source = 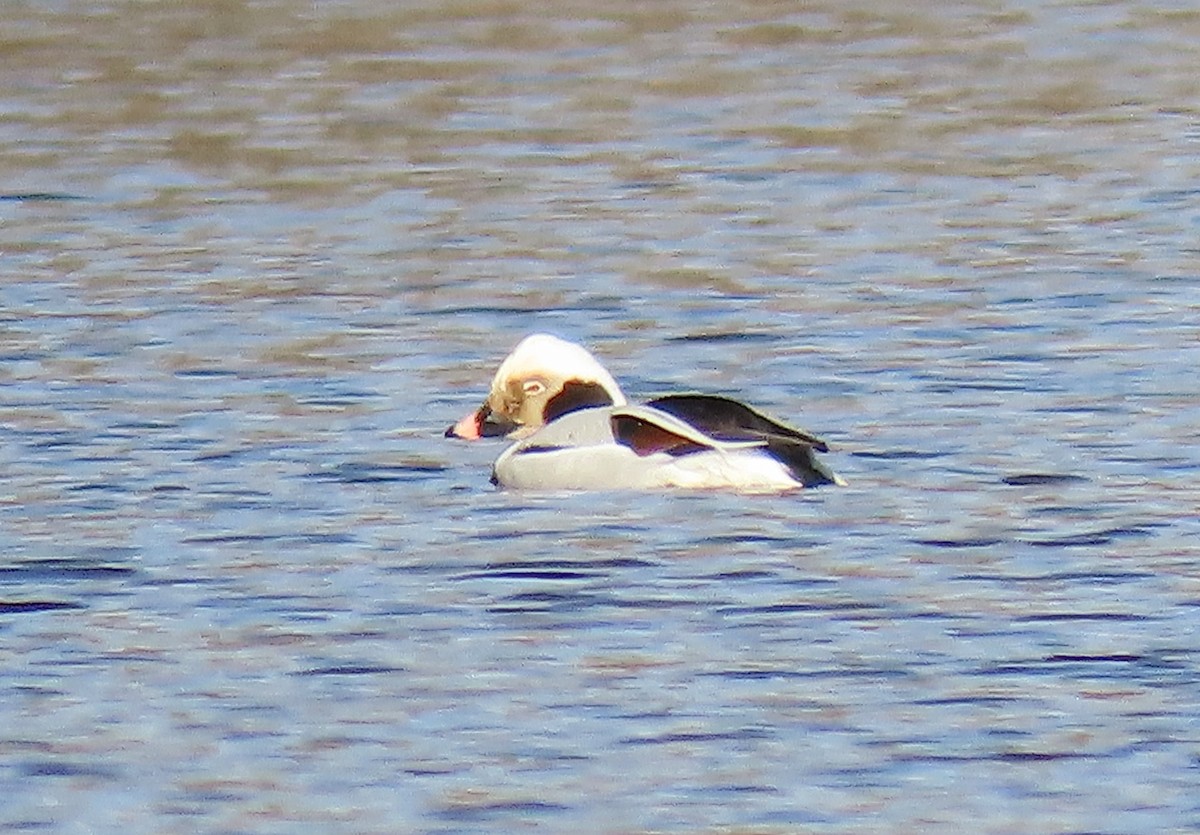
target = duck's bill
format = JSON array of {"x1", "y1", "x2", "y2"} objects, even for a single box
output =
[{"x1": 445, "y1": 404, "x2": 516, "y2": 440}]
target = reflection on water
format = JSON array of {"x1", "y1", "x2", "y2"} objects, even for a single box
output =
[{"x1": 3, "y1": 0, "x2": 1199, "y2": 831}]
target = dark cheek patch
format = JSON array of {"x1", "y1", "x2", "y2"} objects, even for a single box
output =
[
  {"x1": 612, "y1": 415, "x2": 708, "y2": 458},
  {"x1": 543, "y1": 380, "x2": 615, "y2": 422}
]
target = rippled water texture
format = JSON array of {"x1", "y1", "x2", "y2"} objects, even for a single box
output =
[{"x1": 3, "y1": 0, "x2": 1199, "y2": 831}]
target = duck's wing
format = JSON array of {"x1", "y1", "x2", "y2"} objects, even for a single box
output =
[
  {"x1": 616, "y1": 400, "x2": 844, "y2": 488},
  {"x1": 644, "y1": 394, "x2": 830, "y2": 452},
  {"x1": 610, "y1": 404, "x2": 729, "y2": 457}
]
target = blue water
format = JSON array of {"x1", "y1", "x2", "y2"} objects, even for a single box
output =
[{"x1": 3, "y1": 1, "x2": 1200, "y2": 832}]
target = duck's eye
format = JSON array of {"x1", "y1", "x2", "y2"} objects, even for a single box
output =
[{"x1": 522, "y1": 379, "x2": 546, "y2": 397}]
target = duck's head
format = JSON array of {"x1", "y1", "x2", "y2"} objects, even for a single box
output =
[{"x1": 445, "y1": 334, "x2": 627, "y2": 440}]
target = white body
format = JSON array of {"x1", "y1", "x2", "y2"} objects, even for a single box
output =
[{"x1": 492, "y1": 406, "x2": 832, "y2": 493}]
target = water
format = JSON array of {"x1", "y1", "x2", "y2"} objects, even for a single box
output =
[{"x1": 3, "y1": 1, "x2": 1200, "y2": 832}]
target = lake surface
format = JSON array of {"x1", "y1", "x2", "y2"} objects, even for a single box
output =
[{"x1": 3, "y1": 0, "x2": 1199, "y2": 832}]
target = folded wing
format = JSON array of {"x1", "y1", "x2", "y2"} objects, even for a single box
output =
[
  {"x1": 645, "y1": 394, "x2": 830, "y2": 451},
  {"x1": 613, "y1": 400, "x2": 843, "y2": 488}
]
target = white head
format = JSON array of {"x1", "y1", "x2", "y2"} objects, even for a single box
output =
[{"x1": 447, "y1": 334, "x2": 626, "y2": 439}]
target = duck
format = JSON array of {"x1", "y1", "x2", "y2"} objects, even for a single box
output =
[{"x1": 445, "y1": 333, "x2": 846, "y2": 492}]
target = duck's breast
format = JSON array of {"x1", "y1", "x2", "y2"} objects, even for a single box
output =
[
  {"x1": 492, "y1": 407, "x2": 666, "y2": 491},
  {"x1": 493, "y1": 441, "x2": 671, "y2": 490}
]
